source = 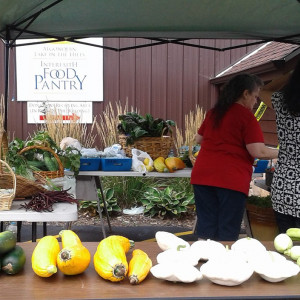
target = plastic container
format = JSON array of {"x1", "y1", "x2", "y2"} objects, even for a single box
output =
[
  {"x1": 6, "y1": 221, "x2": 17, "y2": 236},
  {"x1": 101, "y1": 158, "x2": 132, "y2": 171},
  {"x1": 253, "y1": 160, "x2": 269, "y2": 173},
  {"x1": 79, "y1": 158, "x2": 102, "y2": 171}
]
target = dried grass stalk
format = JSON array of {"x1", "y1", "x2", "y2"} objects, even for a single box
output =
[
  {"x1": 38, "y1": 104, "x2": 96, "y2": 148},
  {"x1": 94, "y1": 100, "x2": 137, "y2": 149},
  {"x1": 174, "y1": 105, "x2": 206, "y2": 155}
]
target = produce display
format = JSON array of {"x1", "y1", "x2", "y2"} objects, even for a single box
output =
[
  {"x1": 4, "y1": 227, "x2": 300, "y2": 290},
  {"x1": 0, "y1": 231, "x2": 26, "y2": 275},
  {"x1": 31, "y1": 235, "x2": 60, "y2": 277},
  {"x1": 94, "y1": 235, "x2": 134, "y2": 282},
  {"x1": 128, "y1": 249, "x2": 152, "y2": 284},
  {"x1": 57, "y1": 230, "x2": 91, "y2": 275}
]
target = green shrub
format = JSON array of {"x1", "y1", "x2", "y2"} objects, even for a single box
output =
[{"x1": 140, "y1": 186, "x2": 194, "y2": 218}]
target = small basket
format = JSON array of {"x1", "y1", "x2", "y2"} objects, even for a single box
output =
[
  {"x1": 0, "y1": 159, "x2": 16, "y2": 210},
  {"x1": 118, "y1": 134, "x2": 173, "y2": 160},
  {"x1": 19, "y1": 145, "x2": 64, "y2": 179}
]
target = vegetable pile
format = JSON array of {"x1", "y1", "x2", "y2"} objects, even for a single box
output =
[{"x1": 21, "y1": 189, "x2": 78, "y2": 212}]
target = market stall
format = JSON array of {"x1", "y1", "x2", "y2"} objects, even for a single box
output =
[{"x1": 2, "y1": 241, "x2": 300, "y2": 300}]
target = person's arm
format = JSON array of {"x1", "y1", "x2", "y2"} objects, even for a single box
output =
[
  {"x1": 246, "y1": 142, "x2": 278, "y2": 160},
  {"x1": 195, "y1": 133, "x2": 203, "y2": 145}
]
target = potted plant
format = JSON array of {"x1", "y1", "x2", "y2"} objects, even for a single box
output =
[
  {"x1": 117, "y1": 112, "x2": 175, "y2": 159},
  {"x1": 245, "y1": 195, "x2": 278, "y2": 241}
]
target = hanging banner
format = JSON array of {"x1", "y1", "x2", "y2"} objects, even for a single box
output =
[
  {"x1": 16, "y1": 38, "x2": 103, "y2": 102},
  {"x1": 27, "y1": 101, "x2": 93, "y2": 124}
]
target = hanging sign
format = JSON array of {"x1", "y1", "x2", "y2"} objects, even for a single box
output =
[
  {"x1": 27, "y1": 101, "x2": 93, "y2": 124},
  {"x1": 16, "y1": 38, "x2": 103, "y2": 102}
]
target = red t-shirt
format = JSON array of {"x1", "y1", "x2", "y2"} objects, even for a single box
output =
[{"x1": 190, "y1": 103, "x2": 264, "y2": 195}]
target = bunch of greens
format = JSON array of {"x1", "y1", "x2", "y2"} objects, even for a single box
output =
[
  {"x1": 6, "y1": 131, "x2": 82, "y2": 178},
  {"x1": 118, "y1": 112, "x2": 175, "y2": 145}
]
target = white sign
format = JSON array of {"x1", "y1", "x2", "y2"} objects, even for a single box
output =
[
  {"x1": 27, "y1": 102, "x2": 93, "y2": 124},
  {"x1": 16, "y1": 38, "x2": 103, "y2": 101}
]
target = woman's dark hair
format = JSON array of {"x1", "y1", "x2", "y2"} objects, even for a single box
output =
[
  {"x1": 212, "y1": 73, "x2": 263, "y2": 127},
  {"x1": 282, "y1": 60, "x2": 300, "y2": 115}
]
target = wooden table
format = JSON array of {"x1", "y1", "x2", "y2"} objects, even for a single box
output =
[{"x1": 3, "y1": 241, "x2": 300, "y2": 300}]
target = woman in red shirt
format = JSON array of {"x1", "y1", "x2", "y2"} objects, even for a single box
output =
[{"x1": 191, "y1": 73, "x2": 278, "y2": 241}]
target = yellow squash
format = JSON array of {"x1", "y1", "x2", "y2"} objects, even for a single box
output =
[
  {"x1": 94, "y1": 235, "x2": 134, "y2": 282},
  {"x1": 128, "y1": 249, "x2": 152, "y2": 284},
  {"x1": 57, "y1": 230, "x2": 91, "y2": 275},
  {"x1": 153, "y1": 157, "x2": 169, "y2": 173},
  {"x1": 165, "y1": 157, "x2": 186, "y2": 173},
  {"x1": 31, "y1": 235, "x2": 60, "y2": 277}
]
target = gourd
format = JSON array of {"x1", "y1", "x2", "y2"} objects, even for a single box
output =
[
  {"x1": 1, "y1": 245, "x2": 26, "y2": 275},
  {"x1": 231, "y1": 237, "x2": 266, "y2": 261},
  {"x1": 153, "y1": 157, "x2": 169, "y2": 173},
  {"x1": 200, "y1": 247, "x2": 253, "y2": 286},
  {"x1": 164, "y1": 157, "x2": 185, "y2": 173},
  {"x1": 274, "y1": 233, "x2": 293, "y2": 253},
  {"x1": 156, "y1": 245, "x2": 201, "y2": 266},
  {"x1": 190, "y1": 239, "x2": 226, "y2": 261},
  {"x1": 31, "y1": 235, "x2": 60, "y2": 277},
  {"x1": 128, "y1": 249, "x2": 152, "y2": 284},
  {"x1": 57, "y1": 230, "x2": 91, "y2": 275},
  {"x1": 0, "y1": 231, "x2": 17, "y2": 255},
  {"x1": 155, "y1": 231, "x2": 190, "y2": 251},
  {"x1": 286, "y1": 228, "x2": 300, "y2": 240},
  {"x1": 252, "y1": 250, "x2": 300, "y2": 282},
  {"x1": 150, "y1": 262, "x2": 203, "y2": 283},
  {"x1": 94, "y1": 235, "x2": 134, "y2": 282}
]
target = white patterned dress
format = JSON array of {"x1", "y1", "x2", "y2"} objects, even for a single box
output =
[{"x1": 271, "y1": 91, "x2": 300, "y2": 218}]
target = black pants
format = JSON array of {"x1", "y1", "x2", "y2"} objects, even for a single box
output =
[
  {"x1": 193, "y1": 185, "x2": 246, "y2": 241},
  {"x1": 274, "y1": 211, "x2": 300, "y2": 233}
]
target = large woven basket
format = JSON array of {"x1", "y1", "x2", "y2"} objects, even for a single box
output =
[
  {"x1": 19, "y1": 145, "x2": 64, "y2": 180},
  {"x1": 118, "y1": 134, "x2": 173, "y2": 159},
  {"x1": 0, "y1": 159, "x2": 16, "y2": 210},
  {"x1": 0, "y1": 130, "x2": 47, "y2": 198}
]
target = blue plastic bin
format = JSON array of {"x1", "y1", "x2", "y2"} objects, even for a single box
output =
[
  {"x1": 79, "y1": 158, "x2": 102, "y2": 171},
  {"x1": 253, "y1": 159, "x2": 269, "y2": 173},
  {"x1": 101, "y1": 158, "x2": 132, "y2": 171}
]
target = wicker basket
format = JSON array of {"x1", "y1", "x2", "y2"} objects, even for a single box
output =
[
  {"x1": 118, "y1": 134, "x2": 173, "y2": 159},
  {"x1": 0, "y1": 159, "x2": 16, "y2": 210},
  {"x1": 0, "y1": 130, "x2": 47, "y2": 199},
  {"x1": 19, "y1": 145, "x2": 64, "y2": 180}
]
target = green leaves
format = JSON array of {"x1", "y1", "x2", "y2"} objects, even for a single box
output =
[
  {"x1": 118, "y1": 112, "x2": 175, "y2": 145},
  {"x1": 140, "y1": 186, "x2": 194, "y2": 218},
  {"x1": 79, "y1": 187, "x2": 121, "y2": 215}
]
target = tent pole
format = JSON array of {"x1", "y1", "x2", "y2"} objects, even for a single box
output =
[{"x1": 4, "y1": 28, "x2": 10, "y2": 131}]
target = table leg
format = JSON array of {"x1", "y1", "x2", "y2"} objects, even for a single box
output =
[
  {"x1": 32, "y1": 222, "x2": 37, "y2": 242},
  {"x1": 17, "y1": 221, "x2": 22, "y2": 242},
  {"x1": 243, "y1": 209, "x2": 253, "y2": 237},
  {"x1": 95, "y1": 176, "x2": 112, "y2": 233},
  {"x1": 43, "y1": 222, "x2": 47, "y2": 236}
]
